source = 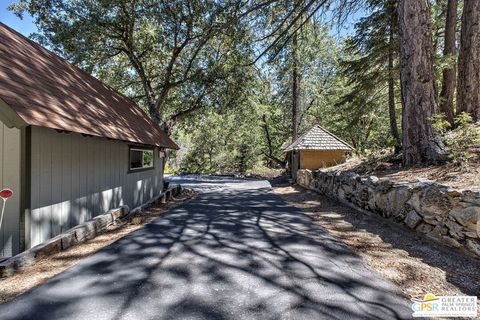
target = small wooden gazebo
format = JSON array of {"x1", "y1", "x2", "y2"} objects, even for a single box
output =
[{"x1": 284, "y1": 125, "x2": 353, "y2": 180}]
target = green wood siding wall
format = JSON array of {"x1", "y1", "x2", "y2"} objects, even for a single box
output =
[
  {"x1": 0, "y1": 123, "x2": 21, "y2": 257},
  {"x1": 29, "y1": 126, "x2": 164, "y2": 247}
]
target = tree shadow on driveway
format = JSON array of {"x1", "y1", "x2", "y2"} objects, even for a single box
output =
[{"x1": 0, "y1": 185, "x2": 411, "y2": 320}]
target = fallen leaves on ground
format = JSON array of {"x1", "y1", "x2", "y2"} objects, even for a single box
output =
[
  {"x1": 327, "y1": 154, "x2": 480, "y2": 190},
  {"x1": 273, "y1": 185, "x2": 480, "y2": 313}
]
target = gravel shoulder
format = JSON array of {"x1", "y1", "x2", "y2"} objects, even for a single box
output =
[{"x1": 273, "y1": 185, "x2": 480, "y2": 303}]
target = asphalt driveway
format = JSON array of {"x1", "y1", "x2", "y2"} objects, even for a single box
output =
[{"x1": 0, "y1": 176, "x2": 411, "y2": 319}]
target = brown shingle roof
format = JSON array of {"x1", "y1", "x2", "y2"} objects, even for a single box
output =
[
  {"x1": 0, "y1": 23, "x2": 178, "y2": 149},
  {"x1": 284, "y1": 125, "x2": 353, "y2": 152}
]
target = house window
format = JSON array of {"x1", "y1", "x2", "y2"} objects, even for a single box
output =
[{"x1": 129, "y1": 147, "x2": 154, "y2": 171}]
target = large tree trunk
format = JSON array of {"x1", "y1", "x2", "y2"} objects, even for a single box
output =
[
  {"x1": 457, "y1": 0, "x2": 480, "y2": 121},
  {"x1": 388, "y1": 4, "x2": 401, "y2": 152},
  {"x1": 439, "y1": 0, "x2": 458, "y2": 126},
  {"x1": 398, "y1": 0, "x2": 446, "y2": 166},
  {"x1": 149, "y1": 103, "x2": 161, "y2": 125}
]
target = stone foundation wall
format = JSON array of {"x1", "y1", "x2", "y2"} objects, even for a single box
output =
[{"x1": 297, "y1": 169, "x2": 480, "y2": 258}]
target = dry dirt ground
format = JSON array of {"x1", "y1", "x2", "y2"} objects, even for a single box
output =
[
  {"x1": 0, "y1": 189, "x2": 197, "y2": 304},
  {"x1": 328, "y1": 154, "x2": 480, "y2": 190},
  {"x1": 273, "y1": 185, "x2": 480, "y2": 311}
]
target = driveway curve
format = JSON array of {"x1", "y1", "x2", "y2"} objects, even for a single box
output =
[{"x1": 0, "y1": 176, "x2": 411, "y2": 320}]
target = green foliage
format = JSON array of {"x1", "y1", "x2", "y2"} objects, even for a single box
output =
[
  {"x1": 265, "y1": 18, "x2": 345, "y2": 142},
  {"x1": 10, "y1": 0, "x2": 256, "y2": 127},
  {"x1": 164, "y1": 162, "x2": 177, "y2": 174},
  {"x1": 434, "y1": 112, "x2": 480, "y2": 166},
  {"x1": 321, "y1": 74, "x2": 394, "y2": 154},
  {"x1": 432, "y1": 113, "x2": 452, "y2": 140},
  {"x1": 335, "y1": 0, "x2": 401, "y2": 153},
  {"x1": 447, "y1": 113, "x2": 480, "y2": 166},
  {"x1": 14, "y1": 1, "x2": 467, "y2": 172},
  {"x1": 176, "y1": 104, "x2": 262, "y2": 174}
]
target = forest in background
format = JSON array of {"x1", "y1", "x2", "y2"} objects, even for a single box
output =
[{"x1": 10, "y1": 0, "x2": 480, "y2": 174}]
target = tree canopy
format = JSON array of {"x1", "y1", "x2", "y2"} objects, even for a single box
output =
[{"x1": 11, "y1": 0, "x2": 480, "y2": 172}]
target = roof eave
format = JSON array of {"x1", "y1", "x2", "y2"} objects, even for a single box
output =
[
  {"x1": 284, "y1": 147, "x2": 352, "y2": 152},
  {"x1": 0, "y1": 97, "x2": 28, "y2": 129},
  {"x1": 164, "y1": 141, "x2": 180, "y2": 150}
]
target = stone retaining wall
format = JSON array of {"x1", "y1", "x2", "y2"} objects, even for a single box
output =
[{"x1": 297, "y1": 169, "x2": 480, "y2": 258}]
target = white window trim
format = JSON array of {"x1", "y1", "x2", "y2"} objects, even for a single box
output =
[{"x1": 129, "y1": 148, "x2": 154, "y2": 171}]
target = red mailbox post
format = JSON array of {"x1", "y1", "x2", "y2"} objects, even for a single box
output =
[{"x1": 0, "y1": 188, "x2": 13, "y2": 231}]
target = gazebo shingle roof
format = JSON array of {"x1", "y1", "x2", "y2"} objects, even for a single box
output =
[{"x1": 284, "y1": 125, "x2": 353, "y2": 152}]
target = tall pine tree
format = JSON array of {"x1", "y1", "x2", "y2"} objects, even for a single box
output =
[
  {"x1": 398, "y1": 0, "x2": 447, "y2": 165},
  {"x1": 339, "y1": 0, "x2": 401, "y2": 151},
  {"x1": 457, "y1": 0, "x2": 480, "y2": 121},
  {"x1": 439, "y1": 0, "x2": 458, "y2": 126}
]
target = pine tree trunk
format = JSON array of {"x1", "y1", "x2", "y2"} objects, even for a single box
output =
[
  {"x1": 439, "y1": 0, "x2": 458, "y2": 126},
  {"x1": 292, "y1": 68, "x2": 299, "y2": 142},
  {"x1": 292, "y1": 33, "x2": 299, "y2": 143},
  {"x1": 457, "y1": 0, "x2": 480, "y2": 121},
  {"x1": 388, "y1": 53, "x2": 401, "y2": 153},
  {"x1": 398, "y1": 0, "x2": 446, "y2": 166},
  {"x1": 388, "y1": 7, "x2": 401, "y2": 152}
]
